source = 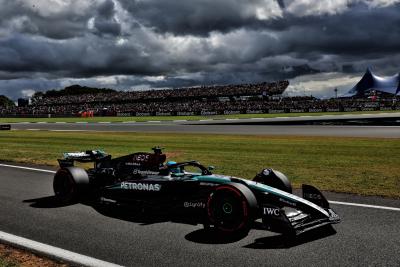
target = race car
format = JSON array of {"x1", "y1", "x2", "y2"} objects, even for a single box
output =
[{"x1": 53, "y1": 147, "x2": 340, "y2": 238}]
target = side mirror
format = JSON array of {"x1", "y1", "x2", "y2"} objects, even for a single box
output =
[{"x1": 208, "y1": 166, "x2": 215, "y2": 171}]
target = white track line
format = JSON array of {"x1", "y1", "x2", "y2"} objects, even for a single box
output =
[
  {"x1": 0, "y1": 231, "x2": 122, "y2": 267},
  {"x1": 329, "y1": 201, "x2": 400, "y2": 211},
  {"x1": 1, "y1": 163, "x2": 399, "y2": 212},
  {"x1": 0, "y1": 163, "x2": 56, "y2": 174},
  {"x1": 50, "y1": 130, "x2": 88, "y2": 132}
]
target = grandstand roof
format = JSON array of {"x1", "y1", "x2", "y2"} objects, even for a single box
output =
[{"x1": 347, "y1": 68, "x2": 400, "y2": 96}]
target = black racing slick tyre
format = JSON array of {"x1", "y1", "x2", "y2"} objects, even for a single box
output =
[
  {"x1": 207, "y1": 183, "x2": 258, "y2": 237},
  {"x1": 53, "y1": 167, "x2": 90, "y2": 204}
]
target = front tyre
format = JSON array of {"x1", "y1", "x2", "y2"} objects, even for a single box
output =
[
  {"x1": 253, "y1": 169, "x2": 292, "y2": 193},
  {"x1": 207, "y1": 183, "x2": 257, "y2": 237},
  {"x1": 53, "y1": 167, "x2": 89, "y2": 204}
]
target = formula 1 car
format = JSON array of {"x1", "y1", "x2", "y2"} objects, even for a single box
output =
[{"x1": 53, "y1": 147, "x2": 340, "y2": 237}]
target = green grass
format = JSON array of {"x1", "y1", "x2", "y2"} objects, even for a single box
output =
[
  {"x1": 0, "y1": 258, "x2": 18, "y2": 267},
  {"x1": 0, "y1": 110, "x2": 398, "y2": 123},
  {"x1": 0, "y1": 130, "x2": 399, "y2": 198}
]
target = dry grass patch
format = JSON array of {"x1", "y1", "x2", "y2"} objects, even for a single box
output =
[
  {"x1": 0, "y1": 130, "x2": 399, "y2": 198},
  {"x1": 0, "y1": 244, "x2": 68, "y2": 267}
]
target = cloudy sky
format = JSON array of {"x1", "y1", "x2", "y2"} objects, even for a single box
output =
[{"x1": 1, "y1": 0, "x2": 400, "y2": 99}]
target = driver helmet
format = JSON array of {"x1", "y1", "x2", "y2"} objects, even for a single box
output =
[
  {"x1": 166, "y1": 161, "x2": 177, "y2": 166},
  {"x1": 166, "y1": 161, "x2": 181, "y2": 174}
]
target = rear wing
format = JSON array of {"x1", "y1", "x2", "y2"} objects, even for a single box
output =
[{"x1": 58, "y1": 150, "x2": 108, "y2": 167}]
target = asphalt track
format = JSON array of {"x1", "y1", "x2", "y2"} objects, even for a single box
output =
[
  {"x1": 0, "y1": 165, "x2": 399, "y2": 266},
  {"x1": 8, "y1": 122, "x2": 400, "y2": 138},
  {"x1": 5, "y1": 113, "x2": 400, "y2": 138}
]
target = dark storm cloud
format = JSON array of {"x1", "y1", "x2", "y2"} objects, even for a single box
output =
[
  {"x1": 118, "y1": 0, "x2": 282, "y2": 36},
  {"x1": 114, "y1": 0, "x2": 400, "y2": 75},
  {"x1": 268, "y1": 4, "x2": 400, "y2": 56},
  {"x1": 1, "y1": 0, "x2": 400, "y2": 99},
  {"x1": 277, "y1": 0, "x2": 286, "y2": 8},
  {"x1": 0, "y1": 33, "x2": 165, "y2": 78},
  {"x1": 93, "y1": 19, "x2": 121, "y2": 36},
  {"x1": 0, "y1": 0, "x2": 100, "y2": 39},
  {"x1": 0, "y1": 0, "x2": 122, "y2": 39},
  {"x1": 97, "y1": 0, "x2": 116, "y2": 19},
  {"x1": 93, "y1": 0, "x2": 122, "y2": 36}
]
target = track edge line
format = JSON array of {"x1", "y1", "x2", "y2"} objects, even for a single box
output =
[{"x1": 0, "y1": 231, "x2": 124, "y2": 267}]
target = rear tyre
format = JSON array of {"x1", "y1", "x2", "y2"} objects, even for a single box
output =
[
  {"x1": 207, "y1": 183, "x2": 258, "y2": 237},
  {"x1": 53, "y1": 167, "x2": 90, "y2": 204}
]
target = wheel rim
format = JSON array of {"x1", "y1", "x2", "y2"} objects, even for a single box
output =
[
  {"x1": 207, "y1": 186, "x2": 249, "y2": 232},
  {"x1": 222, "y1": 203, "x2": 233, "y2": 214}
]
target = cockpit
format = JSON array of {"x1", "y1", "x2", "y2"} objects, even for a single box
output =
[{"x1": 158, "y1": 160, "x2": 213, "y2": 180}]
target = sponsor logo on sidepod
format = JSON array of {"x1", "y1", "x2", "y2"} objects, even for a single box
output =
[{"x1": 121, "y1": 182, "x2": 161, "y2": 191}]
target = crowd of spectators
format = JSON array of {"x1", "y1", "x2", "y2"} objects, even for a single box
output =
[
  {"x1": 2, "y1": 96, "x2": 399, "y2": 117},
  {"x1": 1, "y1": 80, "x2": 399, "y2": 117},
  {"x1": 30, "y1": 81, "x2": 289, "y2": 106}
]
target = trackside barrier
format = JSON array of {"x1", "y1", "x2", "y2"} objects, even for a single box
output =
[
  {"x1": 1, "y1": 106, "x2": 399, "y2": 119},
  {"x1": 0, "y1": 124, "x2": 11, "y2": 130}
]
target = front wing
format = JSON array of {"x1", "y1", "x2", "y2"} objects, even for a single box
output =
[{"x1": 258, "y1": 184, "x2": 340, "y2": 235}]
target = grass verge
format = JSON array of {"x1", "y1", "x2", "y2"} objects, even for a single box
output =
[
  {"x1": 0, "y1": 130, "x2": 399, "y2": 198},
  {"x1": 0, "y1": 110, "x2": 399, "y2": 123},
  {"x1": 0, "y1": 244, "x2": 67, "y2": 267},
  {"x1": 0, "y1": 257, "x2": 17, "y2": 267}
]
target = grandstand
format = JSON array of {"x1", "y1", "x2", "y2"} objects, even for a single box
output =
[
  {"x1": 31, "y1": 81, "x2": 288, "y2": 105},
  {"x1": 11, "y1": 81, "x2": 289, "y2": 117},
  {"x1": 1, "y1": 79, "x2": 399, "y2": 118}
]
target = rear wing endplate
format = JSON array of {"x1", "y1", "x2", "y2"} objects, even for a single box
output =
[{"x1": 58, "y1": 150, "x2": 108, "y2": 167}]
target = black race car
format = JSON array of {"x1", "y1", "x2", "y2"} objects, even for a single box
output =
[{"x1": 53, "y1": 147, "x2": 340, "y2": 238}]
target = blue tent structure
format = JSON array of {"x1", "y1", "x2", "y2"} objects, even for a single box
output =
[{"x1": 347, "y1": 68, "x2": 400, "y2": 96}]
